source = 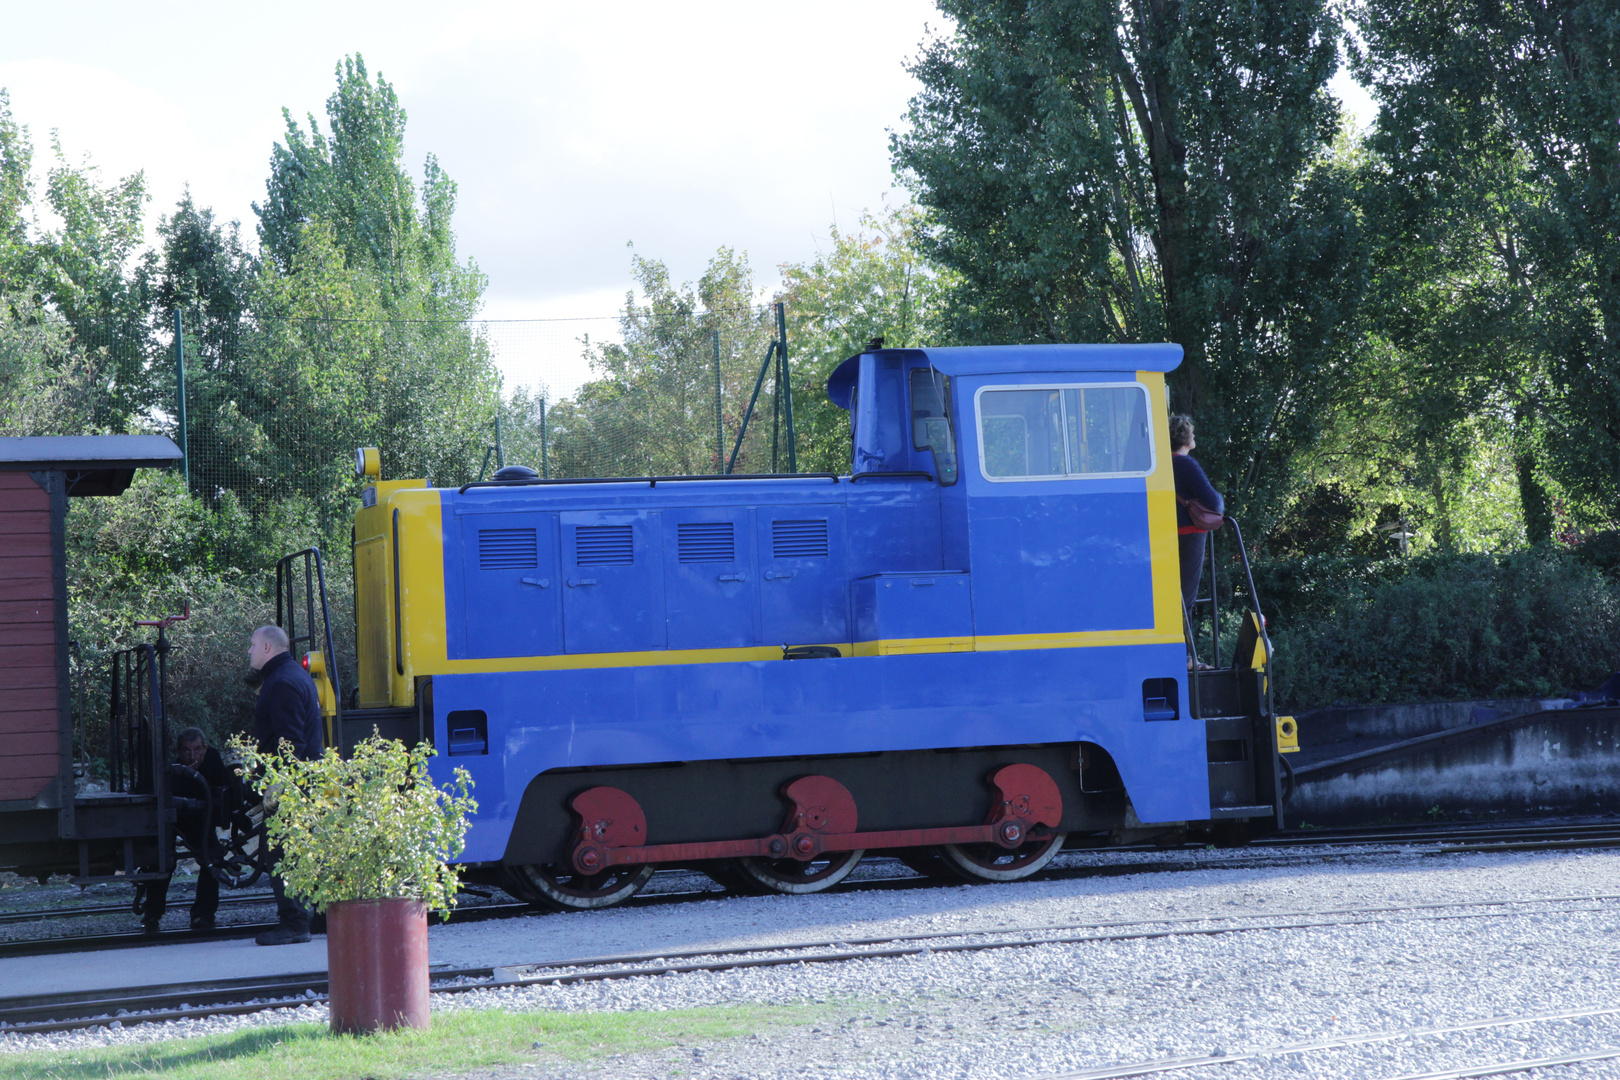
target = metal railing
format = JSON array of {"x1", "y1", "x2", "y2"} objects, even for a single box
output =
[
  {"x1": 104, "y1": 639, "x2": 173, "y2": 876},
  {"x1": 275, "y1": 548, "x2": 343, "y2": 749},
  {"x1": 1183, "y1": 516, "x2": 1275, "y2": 718}
]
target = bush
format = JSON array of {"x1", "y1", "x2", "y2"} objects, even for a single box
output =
[
  {"x1": 232, "y1": 735, "x2": 475, "y2": 913},
  {"x1": 66, "y1": 470, "x2": 353, "y2": 769},
  {"x1": 1269, "y1": 548, "x2": 1620, "y2": 709}
]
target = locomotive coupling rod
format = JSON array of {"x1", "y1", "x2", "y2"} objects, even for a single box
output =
[
  {"x1": 568, "y1": 765, "x2": 1063, "y2": 876},
  {"x1": 572, "y1": 821, "x2": 1048, "y2": 875}
]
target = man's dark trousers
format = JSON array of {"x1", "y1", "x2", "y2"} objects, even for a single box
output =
[{"x1": 253, "y1": 650, "x2": 324, "y2": 935}]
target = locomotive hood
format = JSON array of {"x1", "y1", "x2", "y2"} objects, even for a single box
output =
[{"x1": 826, "y1": 342, "x2": 1184, "y2": 410}]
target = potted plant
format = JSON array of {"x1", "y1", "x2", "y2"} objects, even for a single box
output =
[{"x1": 233, "y1": 733, "x2": 476, "y2": 1034}]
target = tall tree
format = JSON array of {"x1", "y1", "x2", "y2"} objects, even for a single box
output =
[
  {"x1": 171, "y1": 54, "x2": 505, "y2": 520},
  {"x1": 255, "y1": 54, "x2": 485, "y2": 319},
  {"x1": 1353, "y1": 0, "x2": 1620, "y2": 529},
  {"x1": 0, "y1": 90, "x2": 31, "y2": 290},
  {"x1": 778, "y1": 204, "x2": 952, "y2": 474},
  {"x1": 30, "y1": 138, "x2": 155, "y2": 426},
  {"x1": 893, "y1": 0, "x2": 1367, "y2": 521},
  {"x1": 548, "y1": 249, "x2": 773, "y2": 478},
  {"x1": 155, "y1": 193, "x2": 257, "y2": 363}
]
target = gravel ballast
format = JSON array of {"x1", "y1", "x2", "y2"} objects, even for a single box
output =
[{"x1": 5, "y1": 846, "x2": 1620, "y2": 1079}]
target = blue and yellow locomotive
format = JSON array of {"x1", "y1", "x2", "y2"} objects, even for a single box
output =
[{"x1": 327, "y1": 342, "x2": 1287, "y2": 910}]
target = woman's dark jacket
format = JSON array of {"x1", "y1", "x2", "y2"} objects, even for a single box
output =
[{"x1": 1172, "y1": 454, "x2": 1224, "y2": 531}]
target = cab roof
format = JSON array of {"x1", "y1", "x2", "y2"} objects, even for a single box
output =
[{"x1": 825, "y1": 343, "x2": 1183, "y2": 409}]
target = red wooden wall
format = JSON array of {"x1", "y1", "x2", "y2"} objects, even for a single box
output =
[{"x1": 0, "y1": 471, "x2": 59, "y2": 803}]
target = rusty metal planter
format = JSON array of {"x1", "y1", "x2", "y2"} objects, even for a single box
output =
[{"x1": 326, "y1": 898, "x2": 429, "y2": 1034}]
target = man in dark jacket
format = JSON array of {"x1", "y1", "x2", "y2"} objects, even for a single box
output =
[{"x1": 248, "y1": 625, "x2": 324, "y2": 945}]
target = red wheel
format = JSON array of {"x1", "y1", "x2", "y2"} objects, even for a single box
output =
[
  {"x1": 728, "y1": 849, "x2": 864, "y2": 895},
  {"x1": 939, "y1": 832, "x2": 1066, "y2": 882},
  {"x1": 502, "y1": 862, "x2": 654, "y2": 912}
]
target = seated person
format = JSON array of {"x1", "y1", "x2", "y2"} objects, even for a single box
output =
[{"x1": 135, "y1": 727, "x2": 234, "y2": 932}]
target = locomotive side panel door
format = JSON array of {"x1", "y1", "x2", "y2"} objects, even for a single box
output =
[
  {"x1": 965, "y1": 380, "x2": 1157, "y2": 636},
  {"x1": 459, "y1": 511, "x2": 562, "y2": 659},
  {"x1": 561, "y1": 510, "x2": 666, "y2": 654},
  {"x1": 756, "y1": 505, "x2": 848, "y2": 646},
  {"x1": 663, "y1": 507, "x2": 758, "y2": 650}
]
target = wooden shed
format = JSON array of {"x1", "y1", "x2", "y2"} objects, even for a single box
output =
[{"x1": 0, "y1": 435, "x2": 183, "y2": 810}]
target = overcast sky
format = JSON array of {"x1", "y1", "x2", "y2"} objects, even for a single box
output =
[
  {"x1": 1, "y1": 3, "x2": 1374, "y2": 392},
  {"x1": 1, "y1": 1, "x2": 956, "y2": 323}
]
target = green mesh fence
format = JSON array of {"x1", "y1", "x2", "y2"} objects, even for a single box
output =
[{"x1": 62, "y1": 303, "x2": 804, "y2": 523}]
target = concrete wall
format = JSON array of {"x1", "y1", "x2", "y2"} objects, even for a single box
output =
[
  {"x1": 1288, "y1": 706, "x2": 1620, "y2": 826},
  {"x1": 1296, "y1": 698, "x2": 1558, "y2": 748}
]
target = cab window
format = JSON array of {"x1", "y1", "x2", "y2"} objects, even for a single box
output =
[
  {"x1": 977, "y1": 384, "x2": 1153, "y2": 480},
  {"x1": 909, "y1": 368, "x2": 958, "y2": 485}
]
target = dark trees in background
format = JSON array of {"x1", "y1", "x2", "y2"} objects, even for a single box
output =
[
  {"x1": 1354, "y1": 0, "x2": 1620, "y2": 538},
  {"x1": 893, "y1": 0, "x2": 1368, "y2": 525},
  {"x1": 1, "y1": 56, "x2": 503, "y2": 743}
]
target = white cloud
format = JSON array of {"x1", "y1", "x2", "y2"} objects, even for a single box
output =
[
  {"x1": 4, "y1": 0, "x2": 1375, "y2": 384},
  {"x1": 2, "y1": 0, "x2": 943, "y2": 326}
]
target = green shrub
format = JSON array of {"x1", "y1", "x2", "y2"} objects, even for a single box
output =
[
  {"x1": 232, "y1": 735, "x2": 475, "y2": 913},
  {"x1": 1268, "y1": 548, "x2": 1620, "y2": 709},
  {"x1": 66, "y1": 470, "x2": 353, "y2": 770}
]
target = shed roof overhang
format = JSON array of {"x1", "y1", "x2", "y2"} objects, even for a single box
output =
[{"x1": 0, "y1": 435, "x2": 184, "y2": 496}]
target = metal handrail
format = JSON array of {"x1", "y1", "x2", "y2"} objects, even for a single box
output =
[
  {"x1": 275, "y1": 548, "x2": 342, "y2": 749},
  {"x1": 1222, "y1": 516, "x2": 1275, "y2": 722},
  {"x1": 1180, "y1": 516, "x2": 1272, "y2": 717},
  {"x1": 849, "y1": 471, "x2": 934, "y2": 483},
  {"x1": 1180, "y1": 596, "x2": 1203, "y2": 720}
]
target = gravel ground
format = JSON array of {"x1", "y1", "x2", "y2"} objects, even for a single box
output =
[{"x1": 6, "y1": 847, "x2": 1620, "y2": 1079}]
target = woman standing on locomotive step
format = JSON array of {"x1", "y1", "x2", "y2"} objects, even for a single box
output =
[{"x1": 1170, "y1": 414, "x2": 1223, "y2": 610}]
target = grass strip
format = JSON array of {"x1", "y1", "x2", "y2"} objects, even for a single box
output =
[{"x1": 1, "y1": 1002, "x2": 818, "y2": 1079}]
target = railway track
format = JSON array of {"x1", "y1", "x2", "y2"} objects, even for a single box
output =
[
  {"x1": 3, "y1": 893, "x2": 1616, "y2": 1036},
  {"x1": 0, "y1": 890, "x2": 275, "y2": 926},
  {"x1": 1037, "y1": 1005, "x2": 1620, "y2": 1079},
  {"x1": 4, "y1": 818, "x2": 1618, "y2": 960}
]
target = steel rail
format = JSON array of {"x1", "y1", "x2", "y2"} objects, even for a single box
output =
[
  {"x1": 0, "y1": 891, "x2": 275, "y2": 926},
  {"x1": 1388, "y1": 1047, "x2": 1620, "y2": 1079},
  {"x1": 14, "y1": 816, "x2": 1603, "y2": 926},
  {"x1": 1258, "y1": 819, "x2": 1620, "y2": 847},
  {"x1": 8, "y1": 822, "x2": 1620, "y2": 958},
  {"x1": 6, "y1": 894, "x2": 1615, "y2": 1035},
  {"x1": 1033, "y1": 1005, "x2": 1620, "y2": 1080}
]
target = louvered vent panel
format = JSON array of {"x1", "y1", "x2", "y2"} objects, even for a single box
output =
[
  {"x1": 479, "y1": 528, "x2": 538, "y2": 570},
  {"x1": 575, "y1": 524, "x2": 634, "y2": 566},
  {"x1": 678, "y1": 522, "x2": 734, "y2": 563},
  {"x1": 772, "y1": 519, "x2": 829, "y2": 559}
]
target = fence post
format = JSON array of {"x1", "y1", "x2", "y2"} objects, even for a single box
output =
[
  {"x1": 173, "y1": 310, "x2": 188, "y2": 485},
  {"x1": 494, "y1": 413, "x2": 505, "y2": 469},
  {"x1": 540, "y1": 396, "x2": 548, "y2": 478},
  {"x1": 776, "y1": 302, "x2": 796, "y2": 473},
  {"x1": 771, "y1": 338, "x2": 781, "y2": 473},
  {"x1": 712, "y1": 330, "x2": 724, "y2": 475},
  {"x1": 728, "y1": 341, "x2": 778, "y2": 475}
]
